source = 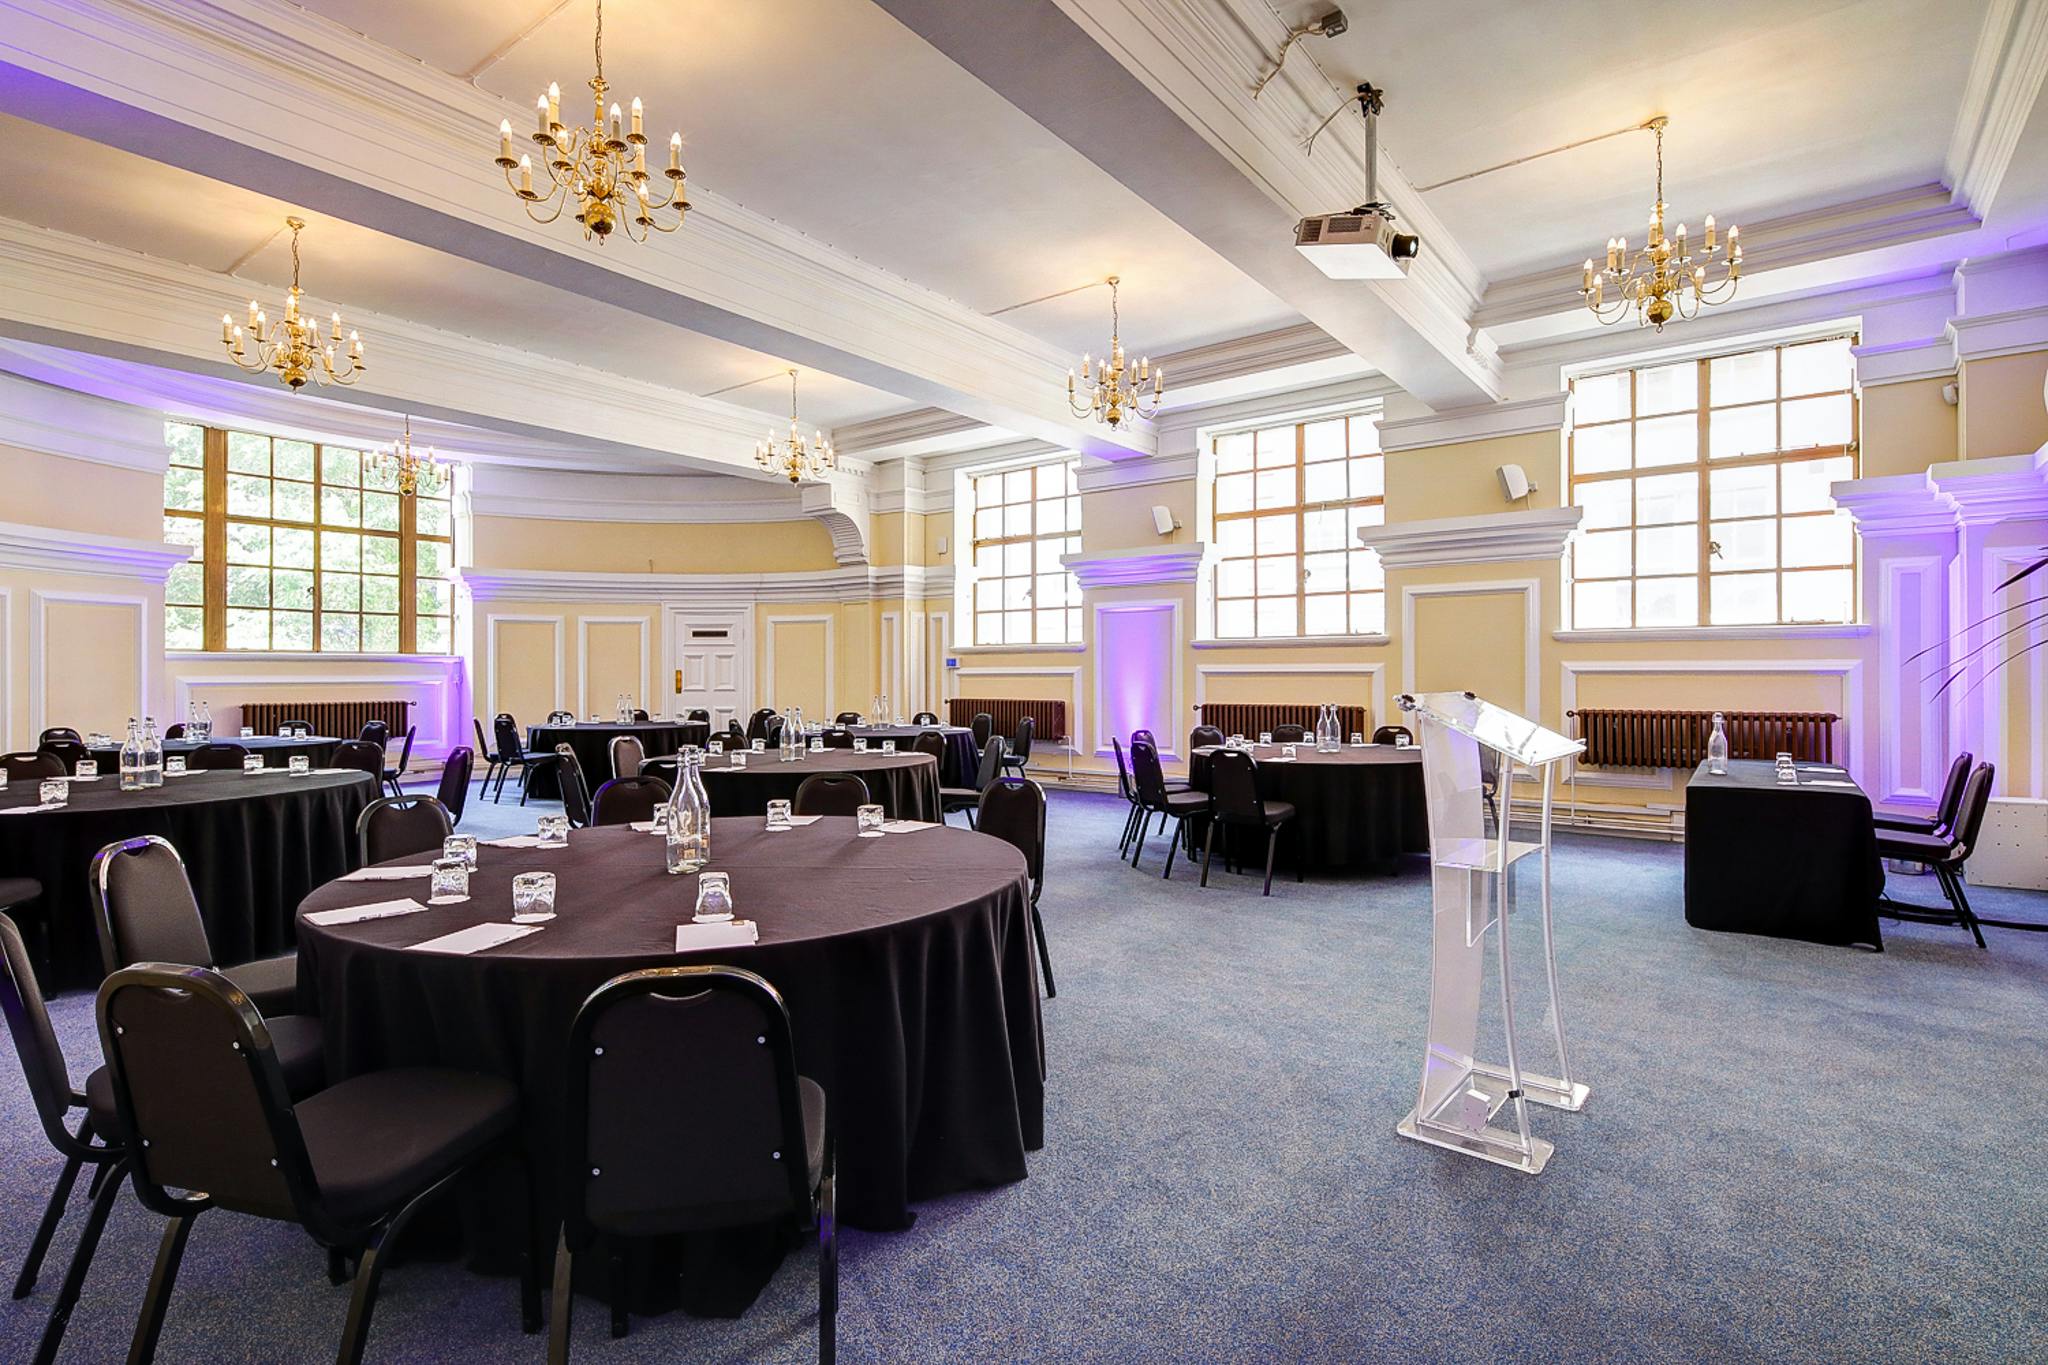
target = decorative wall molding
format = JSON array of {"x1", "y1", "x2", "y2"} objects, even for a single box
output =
[
  {"x1": 1877, "y1": 554, "x2": 1950, "y2": 807},
  {"x1": 0, "y1": 370, "x2": 169, "y2": 472},
  {"x1": 800, "y1": 473, "x2": 873, "y2": 567},
  {"x1": 1947, "y1": 302, "x2": 2048, "y2": 363},
  {"x1": 484, "y1": 613, "x2": 564, "y2": 721},
  {"x1": 762, "y1": 614, "x2": 837, "y2": 715},
  {"x1": 0, "y1": 519, "x2": 191, "y2": 583},
  {"x1": 1401, "y1": 579, "x2": 1542, "y2": 719},
  {"x1": 469, "y1": 467, "x2": 807, "y2": 524},
  {"x1": 1071, "y1": 453, "x2": 1200, "y2": 495},
  {"x1": 575, "y1": 616, "x2": 652, "y2": 717},
  {"x1": 1175, "y1": 374, "x2": 1398, "y2": 443},
  {"x1": 1831, "y1": 473, "x2": 1962, "y2": 536},
  {"x1": 1377, "y1": 393, "x2": 1571, "y2": 454},
  {"x1": 954, "y1": 664, "x2": 1083, "y2": 753},
  {"x1": 1091, "y1": 598, "x2": 1184, "y2": 757},
  {"x1": 28, "y1": 589, "x2": 151, "y2": 736},
  {"x1": 1062, "y1": 543, "x2": 1208, "y2": 589},
  {"x1": 1946, "y1": 0, "x2": 2048, "y2": 217},
  {"x1": 1194, "y1": 661, "x2": 1389, "y2": 737},
  {"x1": 1851, "y1": 336, "x2": 1957, "y2": 388},
  {"x1": 1931, "y1": 449, "x2": 2048, "y2": 522},
  {"x1": 459, "y1": 564, "x2": 953, "y2": 606},
  {"x1": 1360, "y1": 507, "x2": 1582, "y2": 569}
]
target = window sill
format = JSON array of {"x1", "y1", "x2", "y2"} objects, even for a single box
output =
[
  {"x1": 165, "y1": 651, "x2": 462, "y2": 664},
  {"x1": 1192, "y1": 634, "x2": 1391, "y2": 650},
  {"x1": 1551, "y1": 624, "x2": 1872, "y2": 643},
  {"x1": 950, "y1": 643, "x2": 1087, "y2": 656}
]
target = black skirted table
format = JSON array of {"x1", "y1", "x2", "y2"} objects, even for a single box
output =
[
  {"x1": 296, "y1": 818, "x2": 1043, "y2": 1244},
  {"x1": 696, "y1": 748, "x2": 941, "y2": 822},
  {"x1": 0, "y1": 768, "x2": 375, "y2": 985},
  {"x1": 525, "y1": 720, "x2": 712, "y2": 797},
  {"x1": 845, "y1": 724, "x2": 980, "y2": 786},
  {"x1": 1187, "y1": 743, "x2": 1428, "y2": 871},
  {"x1": 85, "y1": 733, "x2": 341, "y2": 770},
  {"x1": 1684, "y1": 759, "x2": 1885, "y2": 948}
]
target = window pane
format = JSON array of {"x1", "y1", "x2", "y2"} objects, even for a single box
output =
[
  {"x1": 1003, "y1": 609, "x2": 1031, "y2": 642},
  {"x1": 1710, "y1": 348, "x2": 1776, "y2": 406},
  {"x1": 1710, "y1": 465, "x2": 1776, "y2": 519},
  {"x1": 1033, "y1": 609, "x2": 1064, "y2": 642},
  {"x1": 1215, "y1": 519, "x2": 1252, "y2": 556},
  {"x1": 975, "y1": 612, "x2": 1001, "y2": 645},
  {"x1": 1574, "y1": 579, "x2": 1632, "y2": 629},
  {"x1": 164, "y1": 464, "x2": 205, "y2": 512},
  {"x1": 1217, "y1": 558, "x2": 1254, "y2": 597},
  {"x1": 1255, "y1": 426, "x2": 1293, "y2": 467},
  {"x1": 1037, "y1": 495, "x2": 1067, "y2": 535},
  {"x1": 1349, "y1": 457, "x2": 1383, "y2": 500},
  {"x1": 1253, "y1": 515, "x2": 1294, "y2": 555},
  {"x1": 415, "y1": 498, "x2": 452, "y2": 537},
  {"x1": 1782, "y1": 512, "x2": 1853, "y2": 568},
  {"x1": 1214, "y1": 433, "x2": 1253, "y2": 474},
  {"x1": 274, "y1": 611, "x2": 314, "y2": 651},
  {"x1": 1573, "y1": 371, "x2": 1630, "y2": 424},
  {"x1": 1781, "y1": 395, "x2": 1850, "y2": 449},
  {"x1": 226, "y1": 474, "x2": 271, "y2": 518},
  {"x1": 1348, "y1": 418, "x2": 1381, "y2": 455},
  {"x1": 1574, "y1": 423, "x2": 1630, "y2": 474},
  {"x1": 1304, "y1": 594, "x2": 1346, "y2": 635},
  {"x1": 321, "y1": 613, "x2": 361, "y2": 652},
  {"x1": 322, "y1": 573, "x2": 360, "y2": 611},
  {"x1": 1782, "y1": 338, "x2": 1851, "y2": 396},
  {"x1": 1303, "y1": 508, "x2": 1347, "y2": 552},
  {"x1": 275, "y1": 527, "x2": 316, "y2": 569},
  {"x1": 1635, "y1": 472, "x2": 1698, "y2": 526},
  {"x1": 1709, "y1": 403, "x2": 1775, "y2": 460},
  {"x1": 362, "y1": 575, "x2": 400, "y2": 613},
  {"x1": 1634, "y1": 413, "x2": 1696, "y2": 468},
  {"x1": 165, "y1": 562, "x2": 204, "y2": 606},
  {"x1": 1636, "y1": 525, "x2": 1698, "y2": 576},
  {"x1": 1255, "y1": 596, "x2": 1295, "y2": 637},
  {"x1": 1034, "y1": 574, "x2": 1067, "y2": 609},
  {"x1": 1254, "y1": 466, "x2": 1296, "y2": 509},
  {"x1": 321, "y1": 487, "x2": 361, "y2": 527},
  {"x1": 362, "y1": 491, "x2": 400, "y2": 532},
  {"x1": 273, "y1": 569, "x2": 314, "y2": 611},
  {"x1": 1349, "y1": 550, "x2": 1384, "y2": 591},
  {"x1": 1710, "y1": 518, "x2": 1777, "y2": 570},
  {"x1": 1350, "y1": 594, "x2": 1386, "y2": 635},
  {"x1": 1575, "y1": 529, "x2": 1631, "y2": 579},
  {"x1": 380, "y1": 537, "x2": 413, "y2": 576},
  {"x1": 1001, "y1": 503, "x2": 1030, "y2": 537},
  {"x1": 322, "y1": 447, "x2": 360, "y2": 487},
  {"x1": 1001, "y1": 575, "x2": 1031, "y2": 609},
  {"x1": 1781, "y1": 456, "x2": 1853, "y2": 514},
  {"x1": 997, "y1": 468, "x2": 1028, "y2": 502},
  {"x1": 226, "y1": 565, "x2": 269, "y2": 608},
  {"x1": 1710, "y1": 572, "x2": 1776, "y2": 625},
  {"x1": 1217, "y1": 599, "x2": 1254, "y2": 638},
  {"x1": 1783, "y1": 568, "x2": 1853, "y2": 622},
  {"x1": 364, "y1": 460, "x2": 399, "y2": 494},
  {"x1": 226, "y1": 608, "x2": 270, "y2": 650},
  {"x1": 1035, "y1": 539, "x2": 1065, "y2": 574},
  {"x1": 1577, "y1": 480, "x2": 1632, "y2": 530},
  {"x1": 1302, "y1": 552, "x2": 1345, "y2": 593},
  {"x1": 165, "y1": 606, "x2": 204, "y2": 651},
  {"x1": 163, "y1": 515, "x2": 205, "y2": 552},
  {"x1": 274, "y1": 440, "x2": 315, "y2": 481},
  {"x1": 417, "y1": 580, "x2": 451, "y2": 615},
  {"x1": 1004, "y1": 542, "x2": 1031, "y2": 577},
  {"x1": 1303, "y1": 420, "x2": 1345, "y2": 461},
  {"x1": 1303, "y1": 461, "x2": 1346, "y2": 503},
  {"x1": 1637, "y1": 362, "x2": 1698, "y2": 415},
  {"x1": 1215, "y1": 472, "x2": 1253, "y2": 514},
  {"x1": 974, "y1": 506, "x2": 1001, "y2": 539},
  {"x1": 274, "y1": 480, "x2": 316, "y2": 523},
  {"x1": 166, "y1": 422, "x2": 204, "y2": 467},
  {"x1": 226, "y1": 521, "x2": 271, "y2": 565},
  {"x1": 322, "y1": 531, "x2": 360, "y2": 572},
  {"x1": 227, "y1": 431, "x2": 269, "y2": 474},
  {"x1": 416, "y1": 615, "x2": 450, "y2": 654},
  {"x1": 363, "y1": 615, "x2": 400, "y2": 652},
  {"x1": 1256, "y1": 555, "x2": 1297, "y2": 595},
  {"x1": 1636, "y1": 577, "x2": 1699, "y2": 627}
]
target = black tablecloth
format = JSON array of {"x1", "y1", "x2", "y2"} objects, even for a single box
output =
[
  {"x1": 696, "y1": 749, "x2": 941, "y2": 822},
  {"x1": 846, "y1": 725, "x2": 980, "y2": 786},
  {"x1": 1683, "y1": 760, "x2": 1885, "y2": 948},
  {"x1": 1186, "y1": 744, "x2": 1428, "y2": 870},
  {"x1": 85, "y1": 734, "x2": 341, "y2": 770},
  {"x1": 297, "y1": 819, "x2": 1043, "y2": 1243},
  {"x1": 0, "y1": 769, "x2": 374, "y2": 985},
  {"x1": 525, "y1": 721, "x2": 712, "y2": 797}
]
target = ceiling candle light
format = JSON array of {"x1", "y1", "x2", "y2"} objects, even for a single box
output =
[
  {"x1": 1068, "y1": 276, "x2": 1163, "y2": 429},
  {"x1": 1581, "y1": 116, "x2": 1739, "y2": 331},
  {"x1": 755, "y1": 370, "x2": 835, "y2": 483},
  {"x1": 215, "y1": 217, "x2": 364, "y2": 389}
]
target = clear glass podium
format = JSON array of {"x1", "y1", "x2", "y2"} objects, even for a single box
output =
[{"x1": 1394, "y1": 691, "x2": 1590, "y2": 1175}]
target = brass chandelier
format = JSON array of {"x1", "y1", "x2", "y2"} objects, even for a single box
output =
[
  {"x1": 1581, "y1": 118, "x2": 1741, "y2": 330},
  {"x1": 370, "y1": 416, "x2": 451, "y2": 498},
  {"x1": 495, "y1": 0, "x2": 689, "y2": 244},
  {"x1": 220, "y1": 218, "x2": 364, "y2": 389},
  {"x1": 1067, "y1": 276, "x2": 1162, "y2": 428},
  {"x1": 756, "y1": 370, "x2": 835, "y2": 484}
]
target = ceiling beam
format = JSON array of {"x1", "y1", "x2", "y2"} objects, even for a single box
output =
[
  {"x1": 1946, "y1": 0, "x2": 2048, "y2": 218},
  {"x1": 871, "y1": 0, "x2": 1502, "y2": 411},
  {"x1": 0, "y1": 0, "x2": 1154, "y2": 459}
]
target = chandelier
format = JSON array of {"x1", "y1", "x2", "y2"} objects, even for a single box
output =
[
  {"x1": 220, "y1": 218, "x2": 364, "y2": 389},
  {"x1": 494, "y1": 0, "x2": 689, "y2": 244},
  {"x1": 1581, "y1": 118, "x2": 1740, "y2": 330},
  {"x1": 756, "y1": 370, "x2": 835, "y2": 484},
  {"x1": 370, "y1": 416, "x2": 451, "y2": 498},
  {"x1": 1067, "y1": 276, "x2": 1162, "y2": 428}
]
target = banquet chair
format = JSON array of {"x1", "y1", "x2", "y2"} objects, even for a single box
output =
[
  {"x1": 331, "y1": 740, "x2": 384, "y2": 782},
  {"x1": 1877, "y1": 762, "x2": 1997, "y2": 949},
  {"x1": 912, "y1": 711, "x2": 939, "y2": 726},
  {"x1": 382, "y1": 725, "x2": 417, "y2": 797},
  {"x1": 0, "y1": 878, "x2": 47, "y2": 976},
  {"x1": 685, "y1": 708, "x2": 711, "y2": 723},
  {"x1": 795, "y1": 773, "x2": 872, "y2": 817},
  {"x1": 1189, "y1": 725, "x2": 1224, "y2": 752},
  {"x1": 723, "y1": 720, "x2": 748, "y2": 748},
  {"x1": 1875, "y1": 751, "x2": 1972, "y2": 837},
  {"x1": 356, "y1": 796, "x2": 454, "y2": 866},
  {"x1": 162, "y1": 724, "x2": 186, "y2": 740},
  {"x1": 609, "y1": 734, "x2": 646, "y2": 779},
  {"x1": 637, "y1": 756, "x2": 680, "y2": 788},
  {"x1": 96, "y1": 964, "x2": 537, "y2": 1365},
  {"x1": 746, "y1": 708, "x2": 778, "y2": 744},
  {"x1": 187, "y1": 742, "x2": 250, "y2": 771},
  {"x1": 976, "y1": 779, "x2": 1054, "y2": 998},
  {"x1": 1202, "y1": 749, "x2": 1299, "y2": 896},
  {"x1": 1001, "y1": 717, "x2": 1036, "y2": 776},
  {"x1": 821, "y1": 728, "x2": 857, "y2": 749},
  {"x1": 359, "y1": 720, "x2": 390, "y2": 751},
  {"x1": 1372, "y1": 725, "x2": 1412, "y2": 746},
  {"x1": 2, "y1": 751, "x2": 65, "y2": 782},
  {"x1": 591, "y1": 776, "x2": 671, "y2": 827},
  {"x1": 1110, "y1": 738, "x2": 1145, "y2": 856},
  {"x1": 630, "y1": 709, "x2": 651, "y2": 722},
  {"x1": 38, "y1": 727, "x2": 83, "y2": 746},
  {"x1": 437, "y1": 746, "x2": 474, "y2": 826},
  {"x1": 36, "y1": 739, "x2": 89, "y2": 775},
  {"x1": 971, "y1": 712, "x2": 993, "y2": 750},
  {"x1": 834, "y1": 711, "x2": 863, "y2": 725},
  {"x1": 942, "y1": 737, "x2": 1006, "y2": 828},
  {"x1": 1271, "y1": 723, "x2": 1307, "y2": 744},
  {"x1": 551, "y1": 966, "x2": 833, "y2": 1361},
  {"x1": 0, "y1": 912, "x2": 128, "y2": 1365},
  {"x1": 492, "y1": 715, "x2": 556, "y2": 804},
  {"x1": 474, "y1": 718, "x2": 508, "y2": 795},
  {"x1": 555, "y1": 744, "x2": 594, "y2": 828},
  {"x1": 912, "y1": 730, "x2": 948, "y2": 768},
  {"x1": 1128, "y1": 738, "x2": 1208, "y2": 877}
]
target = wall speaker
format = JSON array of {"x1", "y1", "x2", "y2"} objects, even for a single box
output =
[
  {"x1": 1496, "y1": 463, "x2": 1533, "y2": 502},
  {"x1": 1151, "y1": 504, "x2": 1180, "y2": 536}
]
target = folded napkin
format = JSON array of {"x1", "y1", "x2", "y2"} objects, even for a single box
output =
[
  {"x1": 69, "y1": 774, "x2": 103, "y2": 782},
  {"x1": 877, "y1": 819, "x2": 939, "y2": 834},
  {"x1": 0, "y1": 803, "x2": 60, "y2": 815},
  {"x1": 305, "y1": 897, "x2": 428, "y2": 927},
  {"x1": 341, "y1": 865, "x2": 435, "y2": 881},
  {"x1": 306, "y1": 767, "x2": 362, "y2": 776},
  {"x1": 676, "y1": 919, "x2": 759, "y2": 952},
  {"x1": 1802, "y1": 778, "x2": 1857, "y2": 788},
  {"x1": 484, "y1": 835, "x2": 553, "y2": 848},
  {"x1": 409, "y1": 922, "x2": 543, "y2": 955},
  {"x1": 765, "y1": 815, "x2": 823, "y2": 831}
]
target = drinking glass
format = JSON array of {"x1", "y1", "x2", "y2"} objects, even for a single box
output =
[
  {"x1": 730, "y1": 752, "x2": 748, "y2": 769},
  {"x1": 537, "y1": 814, "x2": 570, "y2": 847},
  {"x1": 240, "y1": 726, "x2": 255, "y2": 738},
  {"x1": 165, "y1": 756, "x2": 187, "y2": 776},
  {"x1": 74, "y1": 759, "x2": 98, "y2": 779},
  {"x1": 750, "y1": 739, "x2": 765, "y2": 753},
  {"x1": 288, "y1": 754, "x2": 311, "y2": 776},
  {"x1": 766, "y1": 799, "x2": 792, "y2": 830},
  {"x1": 277, "y1": 726, "x2": 292, "y2": 737},
  {"x1": 511, "y1": 871, "x2": 557, "y2": 923},
  {"x1": 1282, "y1": 743, "x2": 1298, "y2": 760},
  {"x1": 708, "y1": 740, "x2": 723, "y2": 754},
  {"x1": 1258, "y1": 731, "x2": 1273, "y2": 746},
  {"x1": 442, "y1": 833, "x2": 479, "y2": 870},
  {"x1": 857, "y1": 804, "x2": 885, "y2": 837},
  {"x1": 1229, "y1": 734, "x2": 1245, "y2": 749},
  {"x1": 0, "y1": 769, "x2": 8, "y2": 792},
  {"x1": 40, "y1": 779, "x2": 68, "y2": 808},
  {"x1": 243, "y1": 755, "x2": 264, "y2": 774},
  {"x1": 430, "y1": 857, "x2": 470, "y2": 903},
  {"x1": 1775, "y1": 752, "x2": 1794, "y2": 769},
  {"x1": 854, "y1": 737, "x2": 869, "y2": 752},
  {"x1": 693, "y1": 871, "x2": 734, "y2": 923},
  {"x1": 1350, "y1": 732, "x2": 1365, "y2": 746},
  {"x1": 881, "y1": 740, "x2": 897, "y2": 754},
  {"x1": 809, "y1": 738, "x2": 824, "y2": 753}
]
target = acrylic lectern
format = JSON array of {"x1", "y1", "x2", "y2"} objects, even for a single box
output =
[{"x1": 1394, "y1": 691, "x2": 1589, "y2": 1175}]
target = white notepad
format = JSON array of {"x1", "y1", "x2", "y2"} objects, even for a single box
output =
[
  {"x1": 675, "y1": 919, "x2": 759, "y2": 952},
  {"x1": 341, "y1": 865, "x2": 435, "y2": 881},
  {"x1": 0, "y1": 804, "x2": 59, "y2": 816},
  {"x1": 765, "y1": 815, "x2": 823, "y2": 831},
  {"x1": 305, "y1": 897, "x2": 429, "y2": 927},
  {"x1": 408, "y1": 923, "x2": 543, "y2": 954},
  {"x1": 484, "y1": 835, "x2": 552, "y2": 848},
  {"x1": 877, "y1": 819, "x2": 939, "y2": 834}
]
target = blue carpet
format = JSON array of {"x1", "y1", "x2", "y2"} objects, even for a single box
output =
[{"x1": 3, "y1": 782, "x2": 2046, "y2": 1362}]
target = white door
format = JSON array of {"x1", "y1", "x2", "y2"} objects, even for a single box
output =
[{"x1": 667, "y1": 610, "x2": 748, "y2": 732}]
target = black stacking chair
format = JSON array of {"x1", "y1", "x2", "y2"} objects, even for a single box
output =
[
  {"x1": 746, "y1": 708, "x2": 778, "y2": 744},
  {"x1": 834, "y1": 711, "x2": 863, "y2": 725},
  {"x1": 722, "y1": 720, "x2": 748, "y2": 749},
  {"x1": 1875, "y1": 751, "x2": 1972, "y2": 837},
  {"x1": 941, "y1": 736, "x2": 1006, "y2": 828},
  {"x1": 3, "y1": 751, "x2": 64, "y2": 782},
  {"x1": 591, "y1": 776, "x2": 671, "y2": 827},
  {"x1": 1878, "y1": 762, "x2": 1997, "y2": 949},
  {"x1": 356, "y1": 795, "x2": 453, "y2": 866},
  {"x1": 437, "y1": 746, "x2": 474, "y2": 826},
  {"x1": 630, "y1": 709, "x2": 651, "y2": 723},
  {"x1": 36, "y1": 739, "x2": 88, "y2": 775},
  {"x1": 492, "y1": 714, "x2": 552, "y2": 804},
  {"x1": 1270, "y1": 723, "x2": 1307, "y2": 744},
  {"x1": 977, "y1": 778, "x2": 1054, "y2": 998},
  {"x1": 38, "y1": 727, "x2": 83, "y2": 746},
  {"x1": 552, "y1": 966, "x2": 834, "y2": 1360},
  {"x1": 555, "y1": 744, "x2": 593, "y2": 828},
  {"x1": 97, "y1": 964, "x2": 536, "y2": 1364},
  {"x1": 0, "y1": 878, "x2": 47, "y2": 974},
  {"x1": 359, "y1": 719, "x2": 390, "y2": 751},
  {"x1": 1111, "y1": 738, "x2": 1145, "y2": 856},
  {"x1": 821, "y1": 728, "x2": 856, "y2": 750},
  {"x1": 1128, "y1": 738, "x2": 1208, "y2": 876},
  {"x1": 382, "y1": 725, "x2": 416, "y2": 796},
  {"x1": 912, "y1": 711, "x2": 939, "y2": 726},
  {"x1": 1000, "y1": 716, "x2": 1034, "y2": 776},
  {"x1": 0, "y1": 912, "x2": 129, "y2": 1365},
  {"x1": 1372, "y1": 725, "x2": 1413, "y2": 746},
  {"x1": 162, "y1": 723, "x2": 186, "y2": 740},
  {"x1": 971, "y1": 712, "x2": 993, "y2": 749},
  {"x1": 794, "y1": 773, "x2": 872, "y2": 817},
  {"x1": 609, "y1": 734, "x2": 646, "y2": 779},
  {"x1": 1202, "y1": 748, "x2": 1298, "y2": 896},
  {"x1": 685, "y1": 708, "x2": 711, "y2": 723},
  {"x1": 330, "y1": 740, "x2": 383, "y2": 781},
  {"x1": 1189, "y1": 724, "x2": 1224, "y2": 752},
  {"x1": 279, "y1": 718, "x2": 314, "y2": 737},
  {"x1": 912, "y1": 730, "x2": 947, "y2": 769},
  {"x1": 187, "y1": 742, "x2": 250, "y2": 771}
]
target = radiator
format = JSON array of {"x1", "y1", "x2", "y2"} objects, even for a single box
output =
[
  {"x1": 1193, "y1": 702, "x2": 1371, "y2": 743},
  {"x1": 239, "y1": 699, "x2": 413, "y2": 740},
  {"x1": 1568, "y1": 708, "x2": 1837, "y2": 768},
  {"x1": 946, "y1": 698, "x2": 1069, "y2": 745}
]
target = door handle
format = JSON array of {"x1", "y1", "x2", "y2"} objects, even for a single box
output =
[{"x1": 674, "y1": 668, "x2": 682, "y2": 692}]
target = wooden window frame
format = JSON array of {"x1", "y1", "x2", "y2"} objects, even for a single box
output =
[{"x1": 969, "y1": 459, "x2": 1082, "y2": 647}]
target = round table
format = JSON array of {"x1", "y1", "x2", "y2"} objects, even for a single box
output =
[
  {"x1": 297, "y1": 818, "x2": 1044, "y2": 1243},
  {"x1": 0, "y1": 768, "x2": 375, "y2": 986},
  {"x1": 525, "y1": 720, "x2": 712, "y2": 798},
  {"x1": 694, "y1": 748, "x2": 941, "y2": 822},
  {"x1": 1187, "y1": 743, "x2": 1429, "y2": 871},
  {"x1": 846, "y1": 724, "x2": 980, "y2": 785},
  {"x1": 85, "y1": 733, "x2": 341, "y2": 771}
]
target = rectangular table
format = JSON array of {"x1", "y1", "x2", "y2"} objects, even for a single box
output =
[{"x1": 1683, "y1": 759, "x2": 1885, "y2": 948}]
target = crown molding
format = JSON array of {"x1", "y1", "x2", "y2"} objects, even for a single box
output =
[
  {"x1": 459, "y1": 563, "x2": 953, "y2": 606},
  {"x1": 1072, "y1": 452, "x2": 1200, "y2": 495},
  {"x1": 831, "y1": 407, "x2": 986, "y2": 458},
  {"x1": 0, "y1": 370, "x2": 168, "y2": 472},
  {"x1": 1930, "y1": 449, "x2": 2048, "y2": 522},
  {"x1": 1060, "y1": 543, "x2": 1207, "y2": 588},
  {"x1": 1947, "y1": 302, "x2": 2048, "y2": 362},
  {"x1": 1358, "y1": 507, "x2": 1583, "y2": 569},
  {"x1": 1377, "y1": 393, "x2": 1570, "y2": 454},
  {"x1": 1946, "y1": 0, "x2": 2048, "y2": 217},
  {"x1": 1175, "y1": 374, "x2": 1399, "y2": 440},
  {"x1": 1852, "y1": 337, "x2": 1957, "y2": 388},
  {"x1": 1831, "y1": 472, "x2": 1961, "y2": 536},
  {"x1": 0, "y1": 519, "x2": 190, "y2": 581}
]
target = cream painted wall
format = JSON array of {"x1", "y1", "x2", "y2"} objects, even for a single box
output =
[
  {"x1": 1384, "y1": 431, "x2": 1564, "y2": 521},
  {"x1": 1, "y1": 443, "x2": 165, "y2": 540},
  {"x1": 1960, "y1": 352, "x2": 2048, "y2": 460},
  {"x1": 470, "y1": 515, "x2": 839, "y2": 573},
  {"x1": 1080, "y1": 479, "x2": 1196, "y2": 552},
  {"x1": 1860, "y1": 377, "x2": 1957, "y2": 476}
]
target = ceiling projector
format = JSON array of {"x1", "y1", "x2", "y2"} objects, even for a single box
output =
[{"x1": 1294, "y1": 205, "x2": 1421, "y2": 279}]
